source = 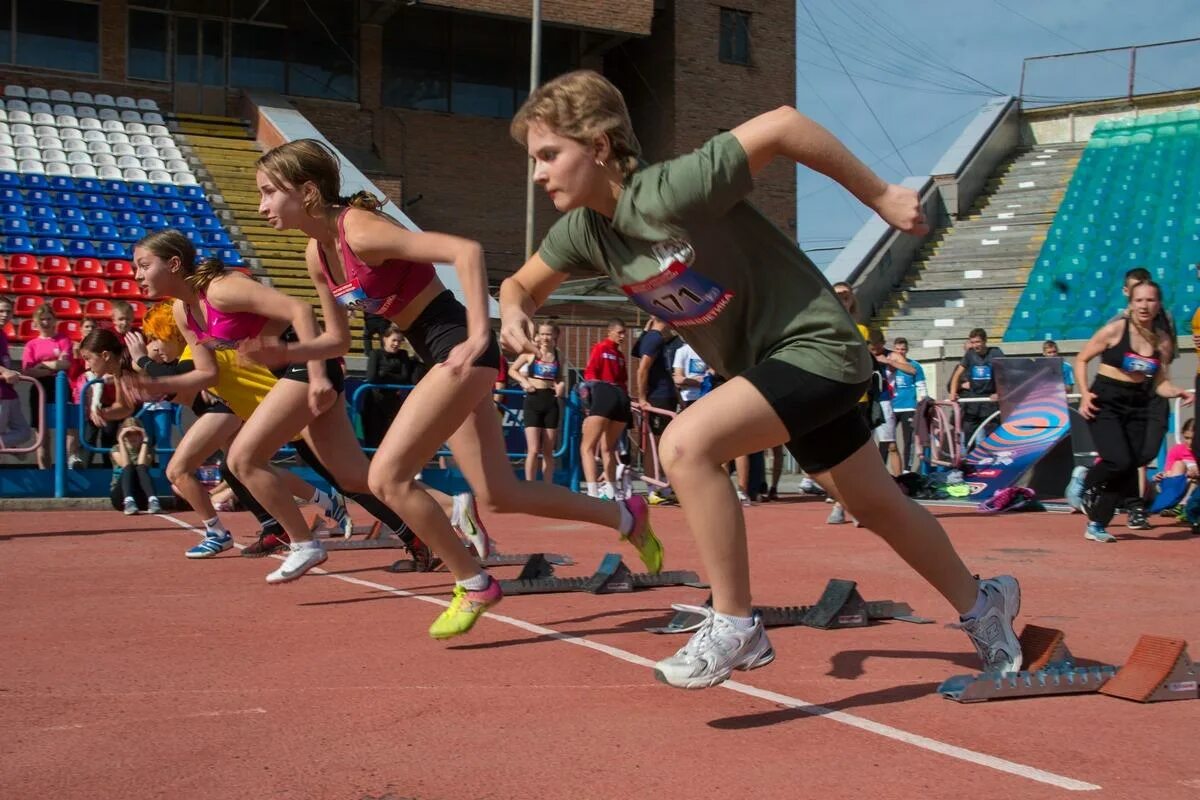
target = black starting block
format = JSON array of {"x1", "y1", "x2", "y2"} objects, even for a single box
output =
[
  {"x1": 387, "y1": 550, "x2": 575, "y2": 574},
  {"x1": 498, "y1": 552, "x2": 706, "y2": 595},
  {"x1": 646, "y1": 578, "x2": 932, "y2": 634},
  {"x1": 938, "y1": 625, "x2": 1198, "y2": 704}
]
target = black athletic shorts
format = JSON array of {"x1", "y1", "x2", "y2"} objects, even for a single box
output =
[
  {"x1": 270, "y1": 327, "x2": 347, "y2": 394},
  {"x1": 523, "y1": 387, "x2": 560, "y2": 429},
  {"x1": 403, "y1": 290, "x2": 502, "y2": 370},
  {"x1": 582, "y1": 380, "x2": 631, "y2": 423},
  {"x1": 740, "y1": 357, "x2": 871, "y2": 474}
]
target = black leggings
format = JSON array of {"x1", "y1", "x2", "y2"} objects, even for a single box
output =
[
  {"x1": 220, "y1": 439, "x2": 414, "y2": 544},
  {"x1": 1083, "y1": 375, "x2": 1154, "y2": 526},
  {"x1": 119, "y1": 464, "x2": 155, "y2": 502}
]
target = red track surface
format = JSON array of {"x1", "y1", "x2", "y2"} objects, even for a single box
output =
[{"x1": 3, "y1": 498, "x2": 1198, "y2": 799}]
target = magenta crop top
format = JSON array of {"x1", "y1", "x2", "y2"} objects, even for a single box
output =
[
  {"x1": 317, "y1": 208, "x2": 436, "y2": 318},
  {"x1": 185, "y1": 294, "x2": 268, "y2": 350}
]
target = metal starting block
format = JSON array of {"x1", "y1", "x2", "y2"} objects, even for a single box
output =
[
  {"x1": 497, "y1": 552, "x2": 705, "y2": 596},
  {"x1": 386, "y1": 550, "x2": 576, "y2": 574},
  {"x1": 939, "y1": 625, "x2": 1198, "y2": 704},
  {"x1": 309, "y1": 514, "x2": 409, "y2": 551},
  {"x1": 646, "y1": 578, "x2": 932, "y2": 634}
]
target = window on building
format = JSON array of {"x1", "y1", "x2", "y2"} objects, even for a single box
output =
[
  {"x1": 383, "y1": 8, "x2": 580, "y2": 119},
  {"x1": 230, "y1": 21, "x2": 285, "y2": 92},
  {"x1": 718, "y1": 8, "x2": 751, "y2": 66},
  {"x1": 14, "y1": 0, "x2": 99, "y2": 73},
  {"x1": 286, "y1": 0, "x2": 357, "y2": 102},
  {"x1": 0, "y1": 0, "x2": 11, "y2": 65},
  {"x1": 129, "y1": 10, "x2": 170, "y2": 81}
]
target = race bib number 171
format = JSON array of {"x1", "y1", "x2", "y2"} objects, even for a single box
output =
[{"x1": 620, "y1": 240, "x2": 734, "y2": 326}]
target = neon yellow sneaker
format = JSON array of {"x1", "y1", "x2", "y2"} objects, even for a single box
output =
[
  {"x1": 620, "y1": 495, "x2": 663, "y2": 575},
  {"x1": 428, "y1": 576, "x2": 502, "y2": 640}
]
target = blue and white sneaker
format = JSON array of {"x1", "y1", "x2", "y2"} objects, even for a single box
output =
[
  {"x1": 323, "y1": 489, "x2": 353, "y2": 537},
  {"x1": 1085, "y1": 522, "x2": 1117, "y2": 543},
  {"x1": 186, "y1": 532, "x2": 233, "y2": 559},
  {"x1": 955, "y1": 575, "x2": 1022, "y2": 674},
  {"x1": 1064, "y1": 465, "x2": 1088, "y2": 512}
]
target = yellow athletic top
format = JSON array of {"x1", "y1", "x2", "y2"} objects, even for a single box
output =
[{"x1": 180, "y1": 345, "x2": 278, "y2": 421}]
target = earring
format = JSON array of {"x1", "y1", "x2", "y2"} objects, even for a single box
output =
[{"x1": 596, "y1": 159, "x2": 606, "y2": 168}]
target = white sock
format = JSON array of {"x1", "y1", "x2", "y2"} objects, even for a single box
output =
[
  {"x1": 123, "y1": 496, "x2": 135, "y2": 504},
  {"x1": 203, "y1": 515, "x2": 225, "y2": 534},
  {"x1": 457, "y1": 572, "x2": 490, "y2": 591},
  {"x1": 586, "y1": 482, "x2": 599, "y2": 497},
  {"x1": 714, "y1": 611, "x2": 757, "y2": 630},
  {"x1": 617, "y1": 500, "x2": 634, "y2": 536},
  {"x1": 298, "y1": 539, "x2": 322, "y2": 551},
  {"x1": 310, "y1": 488, "x2": 331, "y2": 509}
]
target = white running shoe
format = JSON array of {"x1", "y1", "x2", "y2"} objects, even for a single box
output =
[
  {"x1": 598, "y1": 481, "x2": 615, "y2": 501},
  {"x1": 122, "y1": 497, "x2": 138, "y2": 515},
  {"x1": 1064, "y1": 465, "x2": 1087, "y2": 513},
  {"x1": 737, "y1": 490, "x2": 753, "y2": 507},
  {"x1": 266, "y1": 542, "x2": 328, "y2": 584},
  {"x1": 826, "y1": 504, "x2": 846, "y2": 524},
  {"x1": 654, "y1": 606, "x2": 775, "y2": 689},
  {"x1": 454, "y1": 492, "x2": 491, "y2": 559},
  {"x1": 147, "y1": 496, "x2": 162, "y2": 514},
  {"x1": 955, "y1": 575, "x2": 1022, "y2": 674}
]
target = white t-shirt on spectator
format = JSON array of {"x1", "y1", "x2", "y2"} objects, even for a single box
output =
[{"x1": 673, "y1": 343, "x2": 708, "y2": 403}]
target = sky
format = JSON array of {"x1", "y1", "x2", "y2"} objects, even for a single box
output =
[{"x1": 793, "y1": 0, "x2": 1200, "y2": 270}]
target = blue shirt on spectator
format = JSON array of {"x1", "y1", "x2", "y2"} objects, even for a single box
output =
[{"x1": 892, "y1": 360, "x2": 925, "y2": 411}]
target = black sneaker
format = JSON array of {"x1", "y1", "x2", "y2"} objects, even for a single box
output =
[
  {"x1": 767, "y1": 486, "x2": 779, "y2": 502},
  {"x1": 242, "y1": 530, "x2": 290, "y2": 558},
  {"x1": 1126, "y1": 508, "x2": 1152, "y2": 531},
  {"x1": 406, "y1": 537, "x2": 443, "y2": 572}
]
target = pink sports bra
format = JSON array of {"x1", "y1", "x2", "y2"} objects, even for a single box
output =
[
  {"x1": 317, "y1": 208, "x2": 436, "y2": 318},
  {"x1": 185, "y1": 293, "x2": 268, "y2": 350}
]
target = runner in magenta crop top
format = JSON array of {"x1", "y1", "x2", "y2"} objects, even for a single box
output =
[
  {"x1": 184, "y1": 293, "x2": 268, "y2": 350},
  {"x1": 317, "y1": 208, "x2": 436, "y2": 317}
]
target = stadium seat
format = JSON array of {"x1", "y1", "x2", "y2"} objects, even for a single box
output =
[
  {"x1": 97, "y1": 241, "x2": 127, "y2": 260},
  {"x1": 52, "y1": 299, "x2": 82, "y2": 323},
  {"x1": 14, "y1": 294, "x2": 41, "y2": 316},
  {"x1": 0, "y1": 273, "x2": 6, "y2": 291},
  {"x1": 83, "y1": 298, "x2": 111, "y2": 318},
  {"x1": 34, "y1": 238, "x2": 66, "y2": 257},
  {"x1": 62, "y1": 221, "x2": 92, "y2": 240},
  {"x1": 56, "y1": 319, "x2": 83, "y2": 341},
  {"x1": 0, "y1": 202, "x2": 24, "y2": 218},
  {"x1": 105, "y1": 259, "x2": 134, "y2": 278},
  {"x1": 73, "y1": 257, "x2": 104, "y2": 277},
  {"x1": 44, "y1": 275, "x2": 76, "y2": 296},
  {"x1": 7, "y1": 253, "x2": 37, "y2": 272},
  {"x1": 128, "y1": 299, "x2": 147, "y2": 322},
  {"x1": 67, "y1": 240, "x2": 97, "y2": 259},
  {"x1": 2, "y1": 234, "x2": 35, "y2": 253},
  {"x1": 13, "y1": 318, "x2": 35, "y2": 341},
  {"x1": 11, "y1": 273, "x2": 42, "y2": 294},
  {"x1": 78, "y1": 277, "x2": 109, "y2": 298},
  {"x1": 31, "y1": 219, "x2": 61, "y2": 237},
  {"x1": 2, "y1": 217, "x2": 30, "y2": 235},
  {"x1": 110, "y1": 278, "x2": 141, "y2": 298},
  {"x1": 40, "y1": 255, "x2": 70, "y2": 274}
]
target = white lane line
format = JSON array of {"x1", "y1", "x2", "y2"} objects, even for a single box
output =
[{"x1": 156, "y1": 514, "x2": 1100, "y2": 792}]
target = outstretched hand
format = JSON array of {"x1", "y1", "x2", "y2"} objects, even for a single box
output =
[
  {"x1": 872, "y1": 184, "x2": 929, "y2": 236},
  {"x1": 499, "y1": 313, "x2": 537, "y2": 357}
]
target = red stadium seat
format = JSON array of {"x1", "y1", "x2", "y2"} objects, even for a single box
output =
[
  {"x1": 83, "y1": 298, "x2": 112, "y2": 319},
  {"x1": 11, "y1": 273, "x2": 43, "y2": 294},
  {"x1": 57, "y1": 319, "x2": 83, "y2": 341},
  {"x1": 73, "y1": 257, "x2": 105, "y2": 277},
  {"x1": 110, "y1": 278, "x2": 142, "y2": 299},
  {"x1": 41, "y1": 255, "x2": 72, "y2": 275},
  {"x1": 14, "y1": 319, "x2": 37, "y2": 342},
  {"x1": 0, "y1": 273, "x2": 7, "y2": 292},
  {"x1": 44, "y1": 275, "x2": 78, "y2": 297},
  {"x1": 105, "y1": 259, "x2": 135, "y2": 278},
  {"x1": 128, "y1": 299, "x2": 147, "y2": 322},
  {"x1": 50, "y1": 296, "x2": 83, "y2": 320},
  {"x1": 8, "y1": 254, "x2": 39, "y2": 274},
  {"x1": 14, "y1": 295, "x2": 42, "y2": 316},
  {"x1": 1, "y1": 321, "x2": 13, "y2": 339},
  {"x1": 78, "y1": 277, "x2": 110, "y2": 298}
]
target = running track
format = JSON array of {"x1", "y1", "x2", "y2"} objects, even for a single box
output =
[{"x1": 2, "y1": 498, "x2": 1197, "y2": 799}]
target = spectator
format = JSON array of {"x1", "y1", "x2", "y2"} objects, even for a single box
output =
[
  {"x1": 634, "y1": 318, "x2": 678, "y2": 488},
  {"x1": 672, "y1": 340, "x2": 708, "y2": 410},
  {"x1": 76, "y1": 328, "x2": 134, "y2": 467},
  {"x1": 949, "y1": 328, "x2": 1005, "y2": 449},
  {"x1": 891, "y1": 336, "x2": 927, "y2": 471},
  {"x1": 21, "y1": 303, "x2": 74, "y2": 469},
  {"x1": 364, "y1": 324, "x2": 416, "y2": 448},
  {"x1": 866, "y1": 327, "x2": 916, "y2": 475},
  {"x1": 111, "y1": 417, "x2": 160, "y2": 515},
  {"x1": 581, "y1": 319, "x2": 631, "y2": 499},
  {"x1": 0, "y1": 295, "x2": 34, "y2": 450},
  {"x1": 512, "y1": 321, "x2": 565, "y2": 482},
  {"x1": 1042, "y1": 340, "x2": 1074, "y2": 390},
  {"x1": 827, "y1": 281, "x2": 870, "y2": 524},
  {"x1": 110, "y1": 300, "x2": 138, "y2": 338}
]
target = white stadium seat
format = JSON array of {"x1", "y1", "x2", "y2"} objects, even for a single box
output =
[
  {"x1": 15, "y1": 146, "x2": 40, "y2": 161},
  {"x1": 0, "y1": 157, "x2": 17, "y2": 172},
  {"x1": 43, "y1": 149, "x2": 67, "y2": 164},
  {"x1": 93, "y1": 153, "x2": 116, "y2": 167},
  {"x1": 173, "y1": 172, "x2": 198, "y2": 186},
  {"x1": 146, "y1": 124, "x2": 170, "y2": 137},
  {"x1": 105, "y1": 131, "x2": 129, "y2": 145},
  {"x1": 46, "y1": 161, "x2": 71, "y2": 177},
  {"x1": 66, "y1": 151, "x2": 92, "y2": 165},
  {"x1": 98, "y1": 165, "x2": 122, "y2": 180},
  {"x1": 98, "y1": 108, "x2": 119, "y2": 121},
  {"x1": 6, "y1": 99, "x2": 28, "y2": 113},
  {"x1": 93, "y1": 94, "x2": 115, "y2": 107},
  {"x1": 63, "y1": 139, "x2": 87, "y2": 152},
  {"x1": 136, "y1": 98, "x2": 159, "y2": 111},
  {"x1": 72, "y1": 91, "x2": 94, "y2": 105},
  {"x1": 123, "y1": 167, "x2": 148, "y2": 182},
  {"x1": 116, "y1": 96, "x2": 137, "y2": 109},
  {"x1": 18, "y1": 159, "x2": 45, "y2": 174},
  {"x1": 49, "y1": 89, "x2": 71, "y2": 103},
  {"x1": 142, "y1": 112, "x2": 164, "y2": 125},
  {"x1": 26, "y1": 87, "x2": 49, "y2": 101},
  {"x1": 142, "y1": 157, "x2": 166, "y2": 171},
  {"x1": 4, "y1": 85, "x2": 26, "y2": 98},
  {"x1": 29, "y1": 102, "x2": 52, "y2": 115},
  {"x1": 148, "y1": 169, "x2": 172, "y2": 184},
  {"x1": 70, "y1": 163, "x2": 98, "y2": 178}
]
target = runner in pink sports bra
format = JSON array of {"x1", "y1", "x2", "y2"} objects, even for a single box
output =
[
  {"x1": 183, "y1": 293, "x2": 268, "y2": 350},
  {"x1": 316, "y1": 207, "x2": 435, "y2": 317}
]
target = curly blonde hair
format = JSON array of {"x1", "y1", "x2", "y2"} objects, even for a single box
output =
[
  {"x1": 141, "y1": 300, "x2": 184, "y2": 348},
  {"x1": 510, "y1": 70, "x2": 641, "y2": 177}
]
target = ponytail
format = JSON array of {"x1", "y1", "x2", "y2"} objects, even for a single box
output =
[
  {"x1": 185, "y1": 256, "x2": 227, "y2": 294},
  {"x1": 342, "y1": 190, "x2": 383, "y2": 212}
]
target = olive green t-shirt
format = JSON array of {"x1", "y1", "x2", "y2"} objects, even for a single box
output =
[{"x1": 538, "y1": 132, "x2": 871, "y2": 385}]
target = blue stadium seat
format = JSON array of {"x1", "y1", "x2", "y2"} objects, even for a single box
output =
[
  {"x1": 79, "y1": 193, "x2": 107, "y2": 210},
  {"x1": 0, "y1": 202, "x2": 25, "y2": 219},
  {"x1": 58, "y1": 207, "x2": 83, "y2": 223},
  {"x1": 27, "y1": 205, "x2": 56, "y2": 222},
  {"x1": 2, "y1": 218, "x2": 30, "y2": 235},
  {"x1": 114, "y1": 211, "x2": 141, "y2": 226},
  {"x1": 120, "y1": 225, "x2": 146, "y2": 243},
  {"x1": 75, "y1": 178, "x2": 102, "y2": 194},
  {"x1": 170, "y1": 214, "x2": 196, "y2": 232},
  {"x1": 127, "y1": 181, "x2": 156, "y2": 198},
  {"x1": 131, "y1": 197, "x2": 161, "y2": 213},
  {"x1": 47, "y1": 175, "x2": 76, "y2": 192},
  {"x1": 183, "y1": 229, "x2": 203, "y2": 245},
  {"x1": 192, "y1": 215, "x2": 220, "y2": 232},
  {"x1": 218, "y1": 248, "x2": 244, "y2": 267},
  {"x1": 85, "y1": 209, "x2": 114, "y2": 225},
  {"x1": 97, "y1": 241, "x2": 127, "y2": 260},
  {"x1": 62, "y1": 221, "x2": 93, "y2": 240},
  {"x1": 160, "y1": 199, "x2": 186, "y2": 215},
  {"x1": 53, "y1": 191, "x2": 81, "y2": 208},
  {"x1": 109, "y1": 195, "x2": 134, "y2": 211},
  {"x1": 91, "y1": 223, "x2": 119, "y2": 242},
  {"x1": 31, "y1": 219, "x2": 61, "y2": 237},
  {"x1": 22, "y1": 174, "x2": 49, "y2": 189},
  {"x1": 141, "y1": 212, "x2": 166, "y2": 229},
  {"x1": 179, "y1": 185, "x2": 206, "y2": 201},
  {"x1": 1, "y1": 234, "x2": 34, "y2": 253},
  {"x1": 154, "y1": 183, "x2": 180, "y2": 199},
  {"x1": 26, "y1": 189, "x2": 52, "y2": 205},
  {"x1": 35, "y1": 237, "x2": 67, "y2": 256},
  {"x1": 0, "y1": 172, "x2": 21, "y2": 189},
  {"x1": 204, "y1": 230, "x2": 232, "y2": 248},
  {"x1": 186, "y1": 200, "x2": 214, "y2": 216},
  {"x1": 0, "y1": 188, "x2": 21, "y2": 204},
  {"x1": 67, "y1": 239, "x2": 97, "y2": 258},
  {"x1": 100, "y1": 179, "x2": 127, "y2": 196}
]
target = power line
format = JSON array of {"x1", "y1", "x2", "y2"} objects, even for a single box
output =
[{"x1": 798, "y1": 0, "x2": 914, "y2": 174}]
